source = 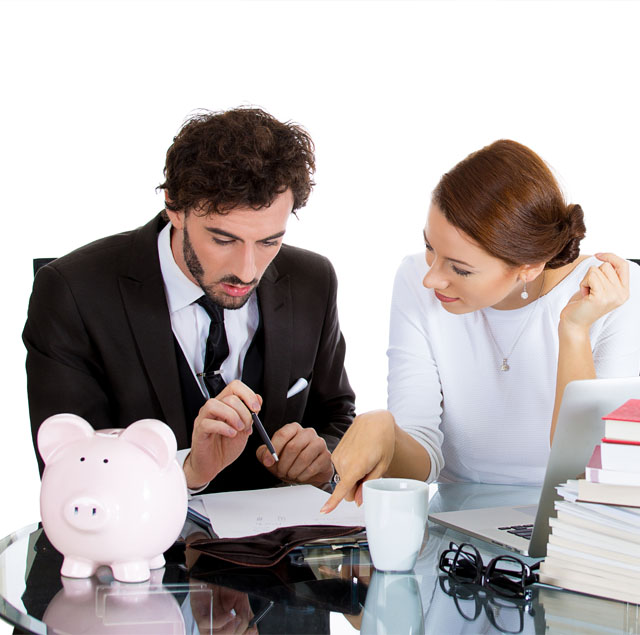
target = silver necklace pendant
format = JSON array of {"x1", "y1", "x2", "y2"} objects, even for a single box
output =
[{"x1": 500, "y1": 358, "x2": 510, "y2": 372}]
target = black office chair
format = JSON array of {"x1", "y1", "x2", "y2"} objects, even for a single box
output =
[{"x1": 33, "y1": 258, "x2": 57, "y2": 276}]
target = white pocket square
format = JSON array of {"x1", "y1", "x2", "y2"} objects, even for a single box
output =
[{"x1": 286, "y1": 377, "x2": 309, "y2": 398}]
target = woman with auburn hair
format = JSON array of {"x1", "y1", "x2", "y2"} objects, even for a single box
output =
[{"x1": 322, "y1": 140, "x2": 640, "y2": 513}]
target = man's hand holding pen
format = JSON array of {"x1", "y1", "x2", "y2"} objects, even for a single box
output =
[
  {"x1": 256, "y1": 422, "x2": 334, "y2": 487},
  {"x1": 184, "y1": 380, "x2": 262, "y2": 490},
  {"x1": 253, "y1": 375, "x2": 333, "y2": 487},
  {"x1": 184, "y1": 377, "x2": 332, "y2": 490}
]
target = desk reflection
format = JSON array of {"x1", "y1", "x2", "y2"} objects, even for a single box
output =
[
  {"x1": 42, "y1": 568, "x2": 190, "y2": 634},
  {"x1": 188, "y1": 578, "x2": 258, "y2": 635},
  {"x1": 8, "y1": 484, "x2": 636, "y2": 634},
  {"x1": 361, "y1": 571, "x2": 423, "y2": 635}
]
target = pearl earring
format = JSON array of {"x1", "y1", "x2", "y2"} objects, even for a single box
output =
[{"x1": 520, "y1": 280, "x2": 528, "y2": 300}]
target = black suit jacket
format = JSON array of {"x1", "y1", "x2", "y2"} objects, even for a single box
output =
[{"x1": 23, "y1": 215, "x2": 355, "y2": 490}]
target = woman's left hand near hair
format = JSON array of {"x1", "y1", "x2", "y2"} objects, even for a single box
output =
[{"x1": 560, "y1": 253, "x2": 630, "y2": 331}]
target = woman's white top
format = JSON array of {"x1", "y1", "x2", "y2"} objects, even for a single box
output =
[{"x1": 388, "y1": 254, "x2": 640, "y2": 485}]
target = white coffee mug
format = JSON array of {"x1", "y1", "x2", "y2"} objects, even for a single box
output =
[{"x1": 363, "y1": 478, "x2": 429, "y2": 572}]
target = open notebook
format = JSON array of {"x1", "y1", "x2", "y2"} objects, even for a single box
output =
[{"x1": 189, "y1": 484, "x2": 365, "y2": 537}]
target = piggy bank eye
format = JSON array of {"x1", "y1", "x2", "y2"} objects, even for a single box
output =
[
  {"x1": 80, "y1": 457, "x2": 85, "y2": 462},
  {"x1": 103, "y1": 459, "x2": 109, "y2": 463}
]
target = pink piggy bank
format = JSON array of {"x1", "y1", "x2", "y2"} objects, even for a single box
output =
[{"x1": 38, "y1": 414, "x2": 188, "y2": 583}]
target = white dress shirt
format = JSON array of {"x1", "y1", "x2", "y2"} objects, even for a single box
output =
[{"x1": 157, "y1": 221, "x2": 259, "y2": 398}]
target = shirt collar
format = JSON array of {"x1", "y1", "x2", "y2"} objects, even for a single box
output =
[{"x1": 157, "y1": 221, "x2": 203, "y2": 314}]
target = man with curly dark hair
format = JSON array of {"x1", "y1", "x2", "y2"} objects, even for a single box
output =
[{"x1": 24, "y1": 107, "x2": 355, "y2": 493}]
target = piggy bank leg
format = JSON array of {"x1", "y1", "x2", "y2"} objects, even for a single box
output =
[
  {"x1": 111, "y1": 561, "x2": 151, "y2": 583},
  {"x1": 61, "y1": 556, "x2": 98, "y2": 579},
  {"x1": 149, "y1": 554, "x2": 165, "y2": 570}
]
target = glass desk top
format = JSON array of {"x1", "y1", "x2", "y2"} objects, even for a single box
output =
[{"x1": 2, "y1": 483, "x2": 639, "y2": 634}]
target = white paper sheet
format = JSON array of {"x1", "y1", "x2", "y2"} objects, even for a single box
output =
[{"x1": 196, "y1": 484, "x2": 365, "y2": 538}]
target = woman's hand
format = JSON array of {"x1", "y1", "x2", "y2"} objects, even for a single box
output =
[
  {"x1": 560, "y1": 253, "x2": 629, "y2": 333},
  {"x1": 320, "y1": 410, "x2": 396, "y2": 513},
  {"x1": 550, "y1": 253, "x2": 630, "y2": 444}
]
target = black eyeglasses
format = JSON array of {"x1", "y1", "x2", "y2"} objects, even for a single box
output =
[
  {"x1": 438, "y1": 542, "x2": 539, "y2": 600},
  {"x1": 438, "y1": 575, "x2": 535, "y2": 634}
]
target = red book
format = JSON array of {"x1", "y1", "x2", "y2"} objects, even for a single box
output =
[
  {"x1": 602, "y1": 399, "x2": 640, "y2": 442},
  {"x1": 586, "y1": 444, "x2": 640, "y2": 485}
]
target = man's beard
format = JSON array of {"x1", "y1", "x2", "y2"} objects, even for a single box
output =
[{"x1": 182, "y1": 224, "x2": 257, "y2": 310}]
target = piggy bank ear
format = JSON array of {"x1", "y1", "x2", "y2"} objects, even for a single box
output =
[
  {"x1": 121, "y1": 419, "x2": 177, "y2": 469},
  {"x1": 37, "y1": 414, "x2": 94, "y2": 465}
]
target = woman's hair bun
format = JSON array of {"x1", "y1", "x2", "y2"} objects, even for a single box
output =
[
  {"x1": 431, "y1": 141, "x2": 589, "y2": 269},
  {"x1": 546, "y1": 203, "x2": 586, "y2": 269}
]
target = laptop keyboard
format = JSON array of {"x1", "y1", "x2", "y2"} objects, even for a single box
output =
[{"x1": 498, "y1": 524, "x2": 534, "y2": 540}]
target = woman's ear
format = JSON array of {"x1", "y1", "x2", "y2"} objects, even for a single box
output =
[{"x1": 520, "y1": 262, "x2": 546, "y2": 283}]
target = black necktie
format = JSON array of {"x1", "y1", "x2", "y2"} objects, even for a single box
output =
[{"x1": 196, "y1": 295, "x2": 229, "y2": 397}]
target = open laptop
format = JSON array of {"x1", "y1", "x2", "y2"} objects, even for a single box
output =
[{"x1": 428, "y1": 377, "x2": 640, "y2": 557}]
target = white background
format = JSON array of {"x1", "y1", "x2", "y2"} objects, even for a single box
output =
[{"x1": 0, "y1": 0, "x2": 639, "y2": 629}]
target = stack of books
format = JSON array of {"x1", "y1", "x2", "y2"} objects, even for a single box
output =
[
  {"x1": 580, "y1": 399, "x2": 640, "y2": 505},
  {"x1": 539, "y1": 399, "x2": 640, "y2": 604}
]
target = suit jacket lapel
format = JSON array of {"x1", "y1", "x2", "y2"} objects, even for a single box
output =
[
  {"x1": 118, "y1": 215, "x2": 189, "y2": 447},
  {"x1": 258, "y1": 260, "x2": 292, "y2": 434}
]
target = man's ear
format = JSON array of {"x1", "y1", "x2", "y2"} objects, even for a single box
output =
[{"x1": 164, "y1": 197, "x2": 185, "y2": 231}]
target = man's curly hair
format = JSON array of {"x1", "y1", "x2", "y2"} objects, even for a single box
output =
[{"x1": 158, "y1": 107, "x2": 315, "y2": 215}]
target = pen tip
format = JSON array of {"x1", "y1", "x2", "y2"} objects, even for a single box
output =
[{"x1": 272, "y1": 452, "x2": 279, "y2": 462}]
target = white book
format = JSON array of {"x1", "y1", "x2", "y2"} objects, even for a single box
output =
[
  {"x1": 586, "y1": 444, "x2": 640, "y2": 486},
  {"x1": 600, "y1": 440, "x2": 640, "y2": 473},
  {"x1": 557, "y1": 481, "x2": 640, "y2": 523},
  {"x1": 541, "y1": 558, "x2": 640, "y2": 591},
  {"x1": 547, "y1": 542, "x2": 640, "y2": 576},
  {"x1": 556, "y1": 480, "x2": 579, "y2": 502},
  {"x1": 555, "y1": 500, "x2": 640, "y2": 531},
  {"x1": 578, "y1": 479, "x2": 640, "y2": 508},
  {"x1": 548, "y1": 534, "x2": 640, "y2": 567},
  {"x1": 554, "y1": 504, "x2": 640, "y2": 542},
  {"x1": 606, "y1": 418, "x2": 640, "y2": 443},
  {"x1": 549, "y1": 517, "x2": 640, "y2": 556},
  {"x1": 543, "y1": 550, "x2": 640, "y2": 580}
]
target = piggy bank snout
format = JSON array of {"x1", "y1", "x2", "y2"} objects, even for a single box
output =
[{"x1": 63, "y1": 496, "x2": 110, "y2": 532}]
